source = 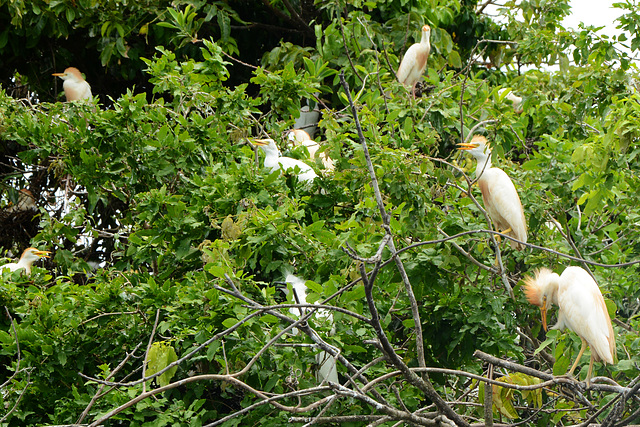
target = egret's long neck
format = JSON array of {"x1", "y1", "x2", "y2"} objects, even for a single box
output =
[
  {"x1": 421, "y1": 31, "x2": 430, "y2": 45},
  {"x1": 261, "y1": 145, "x2": 281, "y2": 167},
  {"x1": 16, "y1": 258, "x2": 33, "y2": 273},
  {"x1": 474, "y1": 152, "x2": 492, "y2": 178}
]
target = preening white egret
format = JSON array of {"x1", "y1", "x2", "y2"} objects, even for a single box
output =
[
  {"x1": 251, "y1": 138, "x2": 318, "y2": 183},
  {"x1": 524, "y1": 266, "x2": 615, "y2": 384},
  {"x1": 457, "y1": 135, "x2": 527, "y2": 249},
  {"x1": 284, "y1": 273, "x2": 339, "y2": 384},
  {"x1": 397, "y1": 25, "x2": 431, "y2": 98},
  {"x1": 1, "y1": 248, "x2": 50, "y2": 276},
  {"x1": 52, "y1": 67, "x2": 92, "y2": 101}
]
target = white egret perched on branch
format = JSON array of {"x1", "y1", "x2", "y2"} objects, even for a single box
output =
[
  {"x1": 396, "y1": 25, "x2": 431, "y2": 98},
  {"x1": 287, "y1": 130, "x2": 335, "y2": 172},
  {"x1": 457, "y1": 135, "x2": 527, "y2": 249},
  {"x1": 1, "y1": 248, "x2": 50, "y2": 276},
  {"x1": 52, "y1": 67, "x2": 92, "y2": 102},
  {"x1": 284, "y1": 273, "x2": 339, "y2": 384},
  {"x1": 251, "y1": 138, "x2": 318, "y2": 183},
  {"x1": 524, "y1": 266, "x2": 615, "y2": 384}
]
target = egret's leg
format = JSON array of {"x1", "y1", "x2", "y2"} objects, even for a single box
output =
[
  {"x1": 568, "y1": 338, "x2": 588, "y2": 376},
  {"x1": 493, "y1": 227, "x2": 512, "y2": 244},
  {"x1": 585, "y1": 355, "x2": 595, "y2": 386},
  {"x1": 498, "y1": 227, "x2": 513, "y2": 243}
]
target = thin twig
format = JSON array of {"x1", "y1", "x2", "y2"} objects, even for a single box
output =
[
  {"x1": 339, "y1": 71, "x2": 427, "y2": 372},
  {"x1": 77, "y1": 343, "x2": 143, "y2": 424},
  {"x1": 142, "y1": 308, "x2": 161, "y2": 394}
]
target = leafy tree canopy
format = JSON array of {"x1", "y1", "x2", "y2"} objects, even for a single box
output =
[{"x1": 0, "y1": 0, "x2": 639, "y2": 425}]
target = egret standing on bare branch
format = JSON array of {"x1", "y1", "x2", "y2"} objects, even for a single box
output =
[
  {"x1": 457, "y1": 135, "x2": 527, "y2": 249},
  {"x1": 52, "y1": 67, "x2": 92, "y2": 102},
  {"x1": 284, "y1": 273, "x2": 339, "y2": 384},
  {"x1": 397, "y1": 25, "x2": 431, "y2": 98},
  {"x1": 1, "y1": 248, "x2": 50, "y2": 276},
  {"x1": 524, "y1": 266, "x2": 615, "y2": 384}
]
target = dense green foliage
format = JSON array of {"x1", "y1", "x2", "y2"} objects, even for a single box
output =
[{"x1": 1, "y1": 0, "x2": 640, "y2": 425}]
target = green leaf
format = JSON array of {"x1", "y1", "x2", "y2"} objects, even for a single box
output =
[
  {"x1": 448, "y1": 50, "x2": 462, "y2": 68},
  {"x1": 146, "y1": 341, "x2": 178, "y2": 387},
  {"x1": 207, "y1": 341, "x2": 221, "y2": 361},
  {"x1": 304, "y1": 280, "x2": 323, "y2": 294}
]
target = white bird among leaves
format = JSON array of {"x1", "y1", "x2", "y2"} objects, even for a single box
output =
[
  {"x1": 396, "y1": 24, "x2": 431, "y2": 97},
  {"x1": 498, "y1": 88, "x2": 523, "y2": 113},
  {"x1": 1, "y1": 247, "x2": 50, "y2": 276},
  {"x1": 52, "y1": 67, "x2": 92, "y2": 102},
  {"x1": 284, "y1": 273, "x2": 339, "y2": 384},
  {"x1": 287, "y1": 130, "x2": 335, "y2": 172},
  {"x1": 251, "y1": 138, "x2": 318, "y2": 183},
  {"x1": 524, "y1": 266, "x2": 615, "y2": 384},
  {"x1": 457, "y1": 135, "x2": 527, "y2": 249}
]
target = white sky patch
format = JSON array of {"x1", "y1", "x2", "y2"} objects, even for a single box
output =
[{"x1": 563, "y1": 0, "x2": 623, "y2": 37}]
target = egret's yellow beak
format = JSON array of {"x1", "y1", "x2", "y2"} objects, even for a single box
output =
[
  {"x1": 35, "y1": 250, "x2": 51, "y2": 258},
  {"x1": 52, "y1": 73, "x2": 65, "y2": 77},
  {"x1": 457, "y1": 142, "x2": 478, "y2": 151},
  {"x1": 251, "y1": 139, "x2": 269, "y2": 146}
]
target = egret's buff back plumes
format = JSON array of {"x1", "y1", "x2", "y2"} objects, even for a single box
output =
[
  {"x1": 457, "y1": 135, "x2": 527, "y2": 249},
  {"x1": 5, "y1": 189, "x2": 37, "y2": 214},
  {"x1": 287, "y1": 130, "x2": 335, "y2": 172},
  {"x1": 287, "y1": 129, "x2": 312, "y2": 144},
  {"x1": 1, "y1": 247, "x2": 50, "y2": 276},
  {"x1": 52, "y1": 67, "x2": 92, "y2": 102},
  {"x1": 252, "y1": 138, "x2": 318, "y2": 183},
  {"x1": 396, "y1": 25, "x2": 431, "y2": 97},
  {"x1": 523, "y1": 266, "x2": 615, "y2": 384}
]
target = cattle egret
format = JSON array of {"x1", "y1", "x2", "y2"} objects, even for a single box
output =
[
  {"x1": 52, "y1": 67, "x2": 92, "y2": 101},
  {"x1": 1, "y1": 247, "x2": 50, "y2": 276},
  {"x1": 284, "y1": 273, "x2": 339, "y2": 384},
  {"x1": 524, "y1": 266, "x2": 615, "y2": 384},
  {"x1": 287, "y1": 130, "x2": 335, "y2": 172},
  {"x1": 5, "y1": 189, "x2": 37, "y2": 214},
  {"x1": 498, "y1": 88, "x2": 523, "y2": 113},
  {"x1": 457, "y1": 135, "x2": 527, "y2": 249},
  {"x1": 251, "y1": 138, "x2": 318, "y2": 183},
  {"x1": 397, "y1": 25, "x2": 431, "y2": 97}
]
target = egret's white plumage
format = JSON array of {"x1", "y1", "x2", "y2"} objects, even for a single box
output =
[
  {"x1": 52, "y1": 67, "x2": 92, "y2": 102},
  {"x1": 498, "y1": 88, "x2": 523, "y2": 113},
  {"x1": 284, "y1": 273, "x2": 338, "y2": 384},
  {"x1": 252, "y1": 138, "x2": 318, "y2": 183},
  {"x1": 457, "y1": 135, "x2": 527, "y2": 249},
  {"x1": 397, "y1": 25, "x2": 431, "y2": 97},
  {"x1": 1, "y1": 248, "x2": 50, "y2": 276},
  {"x1": 524, "y1": 266, "x2": 615, "y2": 384},
  {"x1": 287, "y1": 130, "x2": 335, "y2": 172}
]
